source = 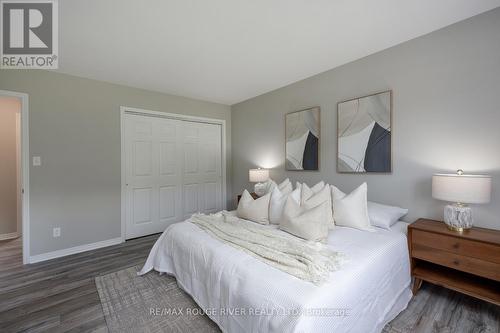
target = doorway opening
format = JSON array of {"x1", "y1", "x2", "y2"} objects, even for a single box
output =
[{"x1": 0, "y1": 90, "x2": 29, "y2": 264}]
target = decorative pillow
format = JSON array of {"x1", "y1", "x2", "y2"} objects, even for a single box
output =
[
  {"x1": 237, "y1": 190, "x2": 271, "y2": 224},
  {"x1": 295, "y1": 181, "x2": 324, "y2": 194},
  {"x1": 300, "y1": 182, "x2": 326, "y2": 204},
  {"x1": 289, "y1": 187, "x2": 301, "y2": 204},
  {"x1": 278, "y1": 178, "x2": 291, "y2": 191},
  {"x1": 367, "y1": 202, "x2": 408, "y2": 230},
  {"x1": 261, "y1": 179, "x2": 277, "y2": 194},
  {"x1": 280, "y1": 196, "x2": 329, "y2": 241},
  {"x1": 263, "y1": 178, "x2": 292, "y2": 195},
  {"x1": 269, "y1": 186, "x2": 293, "y2": 224},
  {"x1": 331, "y1": 183, "x2": 375, "y2": 232},
  {"x1": 301, "y1": 183, "x2": 334, "y2": 229},
  {"x1": 278, "y1": 181, "x2": 292, "y2": 195},
  {"x1": 309, "y1": 181, "x2": 325, "y2": 194}
]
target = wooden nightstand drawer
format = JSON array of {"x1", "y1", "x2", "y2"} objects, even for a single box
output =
[
  {"x1": 412, "y1": 244, "x2": 500, "y2": 281},
  {"x1": 412, "y1": 229, "x2": 500, "y2": 264},
  {"x1": 408, "y1": 219, "x2": 500, "y2": 306}
]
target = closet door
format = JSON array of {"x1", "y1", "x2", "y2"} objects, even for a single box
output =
[
  {"x1": 124, "y1": 114, "x2": 183, "y2": 239},
  {"x1": 124, "y1": 113, "x2": 223, "y2": 239},
  {"x1": 182, "y1": 121, "x2": 223, "y2": 219}
]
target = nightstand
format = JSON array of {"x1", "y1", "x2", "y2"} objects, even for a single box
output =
[{"x1": 408, "y1": 219, "x2": 500, "y2": 305}]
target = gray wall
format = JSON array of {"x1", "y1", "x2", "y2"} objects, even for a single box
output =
[
  {"x1": 231, "y1": 8, "x2": 500, "y2": 230},
  {"x1": 0, "y1": 98, "x2": 19, "y2": 235},
  {"x1": 0, "y1": 71, "x2": 231, "y2": 256}
]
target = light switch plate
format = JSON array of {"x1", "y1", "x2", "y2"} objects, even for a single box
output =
[
  {"x1": 33, "y1": 156, "x2": 41, "y2": 166},
  {"x1": 53, "y1": 227, "x2": 61, "y2": 238}
]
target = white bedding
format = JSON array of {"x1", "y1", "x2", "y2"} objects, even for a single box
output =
[{"x1": 140, "y1": 217, "x2": 412, "y2": 333}]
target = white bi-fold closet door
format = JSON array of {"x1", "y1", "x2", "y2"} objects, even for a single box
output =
[{"x1": 124, "y1": 113, "x2": 223, "y2": 239}]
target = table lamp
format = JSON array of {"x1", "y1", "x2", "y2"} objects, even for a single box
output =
[
  {"x1": 432, "y1": 169, "x2": 492, "y2": 232},
  {"x1": 249, "y1": 168, "x2": 269, "y2": 196}
]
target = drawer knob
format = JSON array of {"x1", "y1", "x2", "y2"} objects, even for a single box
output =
[
  {"x1": 453, "y1": 260, "x2": 460, "y2": 265},
  {"x1": 452, "y1": 243, "x2": 460, "y2": 249}
]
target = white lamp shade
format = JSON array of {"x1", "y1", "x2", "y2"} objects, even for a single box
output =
[
  {"x1": 432, "y1": 173, "x2": 492, "y2": 204},
  {"x1": 249, "y1": 168, "x2": 269, "y2": 183}
]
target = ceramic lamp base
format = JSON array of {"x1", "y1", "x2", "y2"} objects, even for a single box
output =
[
  {"x1": 254, "y1": 183, "x2": 267, "y2": 196},
  {"x1": 444, "y1": 203, "x2": 473, "y2": 232}
]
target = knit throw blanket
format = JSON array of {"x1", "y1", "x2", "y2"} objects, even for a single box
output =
[{"x1": 190, "y1": 212, "x2": 346, "y2": 285}]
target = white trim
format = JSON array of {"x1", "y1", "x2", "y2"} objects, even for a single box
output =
[
  {"x1": 122, "y1": 106, "x2": 226, "y2": 125},
  {"x1": 16, "y1": 112, "x2": 22, "y2": 236},
  {"x1": 0, "y1": 232, "x2": 20, "y2": 241},
  {"x1": 120, "y1": 106, "x2": 228, "y2": 242},
  {"x1": 0, "y1": 90, "x2": 30, "y2": 265},
  {"x1": 120, "y1": 109, "x2": 127, "y2": 242},
  {"x1": 28, "y1": 237, "x2": 122, "y2": 264}
]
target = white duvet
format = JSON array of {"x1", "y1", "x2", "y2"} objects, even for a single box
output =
[{"x1": 139, "y1": 217, "x2": 412, "y2": 333}]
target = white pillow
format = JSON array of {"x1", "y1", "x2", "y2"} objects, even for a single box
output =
[
  {"x1": 269, "y1": 186, "x2": 293, "y2": 224},
  {"x1": 331, "y1": 183, "x2": 375, "y2": 232},
  {"x1": 368, "y1": 202, "x2": 408, "y2": 230},
  {"x1": 263, "y1": 178, "x2": 292, "y2": 195},
  {"x1": 237, "y1": 190, "x2": 271, "y2": 224},
  {"x1": 296, "y1": 181, "x2": 324, "y2": 193},
  {"x1": 261, "y1": 179, "x2": 277, "y2": 194},
  {"x1": 310, "y1": 181, "x2": 325, "y2": 194},
  {"x1": 278, "y1": 178, "x2": 291, "y2": 191},
  {"x1": 301, "y1": 183, "x2": 334, "y2": 229},
  {"x1": 295, "y1": 181, "x2": 325, "y2": 193},
  {"x1": 289, "y1": 187, "x2": 301, "y2": 204},
  {"x1": 280, "y1": 196, "x2": 329, "y2": 241}
]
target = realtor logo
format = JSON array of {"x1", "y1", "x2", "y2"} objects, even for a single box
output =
[{"x1": 1, "y1": 0, "x2": 58, "y2": 68}]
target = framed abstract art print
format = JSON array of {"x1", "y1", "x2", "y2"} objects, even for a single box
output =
[
  {"x1": 337, "y1": 91, "x2": 392, "y2": 173},
  {"x1": 285, "y1": 107, "x2": 320, "y2": 171}
]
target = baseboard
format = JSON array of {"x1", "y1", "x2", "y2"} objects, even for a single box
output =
[
  {"x1": 0, "y1": 232, "x2": 20, "y2": 241},
  {"x1": 28, "y1": 237, "x2": 123, "y2": 264}
]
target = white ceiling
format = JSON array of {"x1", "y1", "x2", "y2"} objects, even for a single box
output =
[{"x1": 57, "y1": 1, "x2": 500, "y2": 105}]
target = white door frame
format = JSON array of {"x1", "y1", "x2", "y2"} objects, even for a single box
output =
[
  {"x1": 0, "y1": 90, "x2": 30, "y2": 264},
  {"x1": 120, "y1": 106, "x2": 227, "y2": 241}
]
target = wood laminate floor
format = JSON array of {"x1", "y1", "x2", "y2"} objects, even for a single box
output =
[
  {"x1": 0, "y1": 235, "x2": 159, "y2": 332},
  {"x1": 0, "y1": 236, "x2": 498, "y2": 333}
]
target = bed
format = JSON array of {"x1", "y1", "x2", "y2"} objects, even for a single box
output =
[{"x1": 139, "y1": 215, "x2": 412, "y2": 333}]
